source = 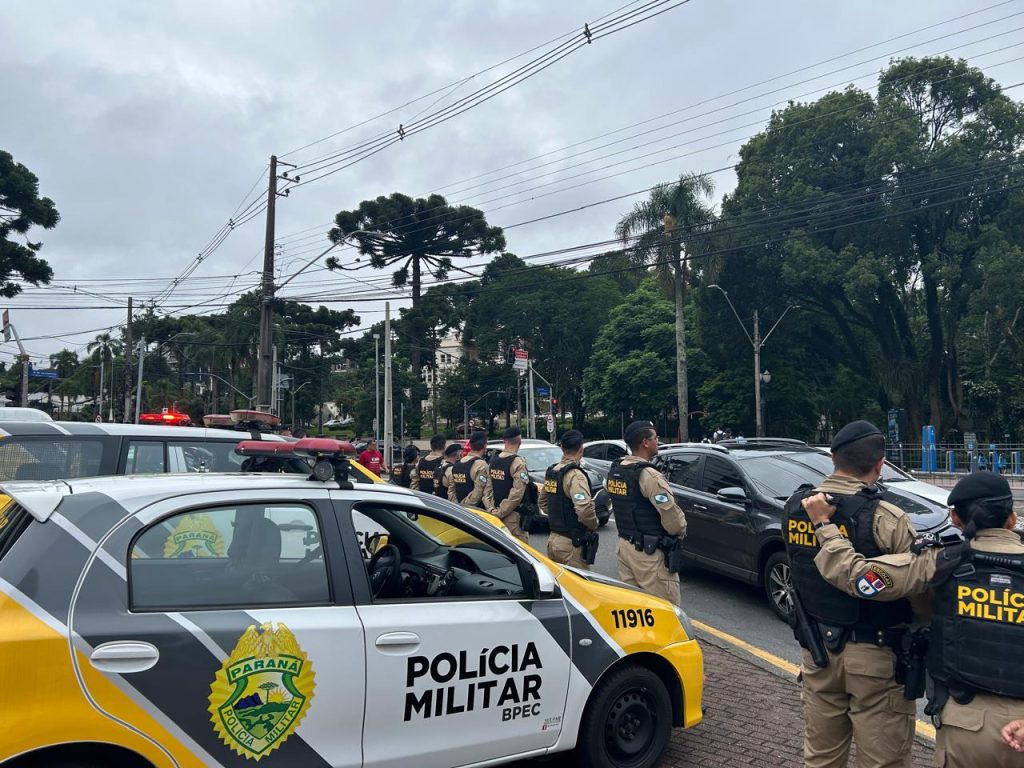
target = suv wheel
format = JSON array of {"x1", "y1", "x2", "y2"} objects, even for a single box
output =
[
  {"x1": 575, "y1": 664, "x2": 671, "y2": 768},
  {"x1": 763, "y1": 550, "x2": 794, "y2": 622}
]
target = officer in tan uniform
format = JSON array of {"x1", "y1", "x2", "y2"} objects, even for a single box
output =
[
  {"x1": 484, "y1": 426, "x2": 530, "y2": 544},
  {"x1": 438, "y1": 443, "x2": 463, "y2": 500},
  {"x1": 805, "y1": 471, "x2": 1024, "y2": 768},
  {"x1": 782, "y1": 420, "x2": 918, "y2": 768},
  {"x1": 411, "y1": 434, "x2": 446, "y2": 494},
  {"x1": 607, "y1": 420, "x2": 687, "y2": 604},
  {"x1": 448, "y1": 430, "x2": 490, "y2": 507},
  {"x1": 539, "y1": 429, "x2": 598, "y2": 569}
]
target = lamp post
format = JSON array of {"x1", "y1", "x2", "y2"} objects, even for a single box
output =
[
  {"x1": 464, "y1": 390, "x2": 504, "y2": 437},
  {"x1": 289, "y1": 381, "x2": 310, "y2": 429},
  {"x1": 760, "y1": 369, "x2": 771, "y2": 433},
  {"x1": 708, "y1": 285, "x2": 797, "y2": 437},
  {"x1": 373, "y1": 333, "x2": 381, "y2": 444}
]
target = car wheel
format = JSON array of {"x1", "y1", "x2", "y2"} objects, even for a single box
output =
[
  {"x1": 575, "y1": 664, "x2": 671, "y2": 768},
  {"x1": 763, "y1": 550, "x2": 794, "y2": 622}
]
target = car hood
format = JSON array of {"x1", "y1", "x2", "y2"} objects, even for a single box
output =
[
  {"x1": 880, "y1": 479, "x2": 949, "y2": 507},
  {"x1": 562, "y1": 566, "x2": 644, "y2": 593},
  {"x1": 876, "y1": 483, "x2": 952, "y2": 534}
]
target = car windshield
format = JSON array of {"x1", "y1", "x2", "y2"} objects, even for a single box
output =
[
  {"x1": 518, "y1": 445, "x2": 563, "y2": 471},
  {"x1": 734, "y1": 454, "x2": 826, "y2": 500},
  {"x1": 783, "y1": 450, "x2": 910, "y2": 482}
]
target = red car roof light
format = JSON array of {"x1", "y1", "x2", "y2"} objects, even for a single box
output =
[
  {"x1": 234, "y1": 441, "x2": 296, "y2": 456},
  {"x1": 293, "y1": 438, "x2": 355, "y2": 487}
]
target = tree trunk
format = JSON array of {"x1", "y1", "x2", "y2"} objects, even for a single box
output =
[
  {"x1": 674, "y1": 250, "x2": 689, "y2": 442},
  {"x1": 410, "y1": 256, "x2": 423, "y2": 438},
  {"x1": 923, "y1": 272, "x2": 945, "y2": 433}
]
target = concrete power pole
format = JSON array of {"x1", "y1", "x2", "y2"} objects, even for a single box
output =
[
  {"x1": 134, "y1": 337, "x2": 146, "y2": 424},
  {"x1": 256, "y1": 155, "x2": 278, "y2": 412},
  {"x1": 383, "y1": 303, "x2": 393, "y2": 473},
  {"x1": 123, "y1": 297, "x2": 133, "y2": 422}
]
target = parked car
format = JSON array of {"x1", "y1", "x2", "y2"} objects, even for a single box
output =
[
  {"x1": 324, "y1": 415, "x2": 354, "y2": 427},
  {"x1": 485, "y1": 439, "x2": 611, "y2": 529},
  {"x1": 655, "y1": 438, "x2": 956, "y2": 621},
  {"x1": 582, "y1": 439, "x2": 629, "y2": 484}
]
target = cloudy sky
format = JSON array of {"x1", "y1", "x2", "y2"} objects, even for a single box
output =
[{"x1": 2, "y1": 0, "x2": 1022, "y2": 364}]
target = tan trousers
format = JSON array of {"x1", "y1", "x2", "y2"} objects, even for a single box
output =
[
  {"x1": 547, "y1": 533, "x2": 588, "y2": 570},
  {"x1": 616, "y1": 538, "x2": 679, "y2": 605},
  {"x1": 800, "y1": 643, "x2": 916, "y2": 768},
  {"x1": 504, "y1": 511, "x2": 528, "y2": 544},
  {"x1": 935, "y1": 692, "x2": 1024, "y2": 767}
]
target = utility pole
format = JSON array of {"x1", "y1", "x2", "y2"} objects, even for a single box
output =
[
  {"x1": 271, "y1": 345, "x2": 279, "y2": 416},
  {"x1": 98, "y1": 354, "x2": 104, "y2": 421},
  {"x1": 123, "y1": 297, "x2": 133, "y2": 422},
  {"x1": 256, "y1": 155, "x2": 278, "y2": 412},
  {"x1": 373, "y1": 332, "x2": 381, "y2": 443},
  {"x1": 134, "y1": 337, "x2": 146, "y2": 424},
  {"x1": 384, "y1": 303, "x2": 393, "y2": 472},
  {"x1": 108, "y1": 358, "x2": 115, "y2": 421},
  {"x1": 527, "y1": 362, "x2": 536, "y2": 439},
  {"x1": 753, "y1": 310, "x2": 762, "y2": 438}
]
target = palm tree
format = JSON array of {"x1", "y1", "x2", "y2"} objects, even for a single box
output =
[
  {"x1": 615, "y1": 173, "x2": 715, "y2": 441},
  {"x1": 49, "y1": 349, "x2": 78, "y2": 418}
]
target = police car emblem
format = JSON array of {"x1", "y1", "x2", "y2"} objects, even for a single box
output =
[
  {"x1": 164, "y1": 513, "x2": 225, "y2": 558},
  {"x1": 653, "y1": 493, "x2": 670, "y2": 504},
  {"x1": 573, "y1": 492, "x2": 587, "y2": 501},
  {"x1": 209, "y1": 622, "x2": 315, "y2": 760}
]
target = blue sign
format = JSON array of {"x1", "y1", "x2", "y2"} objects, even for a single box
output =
[
  {"x1": 27, "y1": 364, "x2": 58, "y2": 380},
  {"x1": 536, "y1": 387, "x2": 550, "y2": 396}
]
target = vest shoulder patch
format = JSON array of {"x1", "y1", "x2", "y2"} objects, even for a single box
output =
[
  {"x1": 519, "y1": 471, "x2": 530, "y2": 481},
  {"x1": 573, "y1": 492, "x2": 587, "y2": 501},
  {"x1": 653, "y1": 493, "x2": 670, "y2": 504},
  {"x1": 856, "y1": 568, "x2": 891, "y2": 597}
]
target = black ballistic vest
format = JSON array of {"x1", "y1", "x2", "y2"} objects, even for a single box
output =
[
  {"x1": 783, "y1": 485, "x2": 912, "y2": 629},
  {"x1": 545, "y1": 462, "x2": 590, "y2": 535},
  {"x1": 489, "y1": 453, "x2": 519, "y2": 508},
  {"x1": 433, "y1": 461, "x2": 451, "y2": 498},
  {"x1": 452, "y1": 457, "x2": 483, "y2": 503},
  {"x1": 415, "y1": 455, "x2": 443, "y2": 495},
  {"x1": 929, "y1": 546, "x2": 1024, "y2": 701},
  {"x1": 607, "y1": 459, "x2": 664, "y2": 538}
]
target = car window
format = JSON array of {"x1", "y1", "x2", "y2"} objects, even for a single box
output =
[
  {"x1": 350, "y1": 505, "x2": 526, "y2": 601},
  {"x1": 125, "y1": 441, "x2": 166, "y2": 474},
  {"x1": 583, "y1": 445, "x2": 606, "y2": 461},
  {"x1": 517, "y1": 445, "x2": 563, "y2": 470},
  {"x1": 606, "y1": 444, "x2": 628, "y2": 461},
  {"x1": 736, "y1": 455, "x2": 824, "y2": 499},
  {"x1": 167, "y1": 441, "x2": 247, "y2": 473},
  {"x1": 0, "y1": 438, "x2": 104, "y2": 481},
  {"x1": 130, "y1": 503, "x2": 329, "y2": 611},
  {"x1": 701, "y1": 456, "x2": 745, "y2": 496},
  {"x1": 665, "y1": 453, "x2": 701, "y2": 488}
]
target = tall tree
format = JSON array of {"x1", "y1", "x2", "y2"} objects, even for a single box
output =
[
  {"x1": 326, "y1": 193, "x2": 505, "y2": 435},
  {"x1": 615, "y1": 173, "x2": 715, "y2": 440},
  {"x1": 0, "y1": 150, "x2": 57, "y2": 296}
]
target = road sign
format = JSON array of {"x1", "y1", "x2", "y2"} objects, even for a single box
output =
[
  {"x1": 536, "y1": 387, "x2": 550, "y2": 397},
  {"x1": 546, "y1": 414, "x2": 555, "y2": 434},
  {"x1": 513, "y1": 348, "x2": 528, "y2": 371},
  {"x1": 27, "y1": 363, "x2": 58, "y2": 380}
]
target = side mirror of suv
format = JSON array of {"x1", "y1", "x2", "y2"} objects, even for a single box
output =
[{"x1": 716, "y1": 486, "x2": 748, "y2": 504}]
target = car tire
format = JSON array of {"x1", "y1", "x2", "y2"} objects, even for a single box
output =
[
  {"x1": 763, "y1": 550, "x2": 794, "y2": 623},
  {"x1": 575, "y1": 664, "x2": 672, "y2": 768}
]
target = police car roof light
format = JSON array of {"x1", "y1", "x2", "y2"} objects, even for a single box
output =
[
  {"x1": 234, "y1": 440, "x2": 296, "y2": 457},
  {"x1": 291, "y1": 438, "x2": 355, "y2": 488},
  {"x1": 292, "y1": 437, "x2": 356, "y2": 457}
]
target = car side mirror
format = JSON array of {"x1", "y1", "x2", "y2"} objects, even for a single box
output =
[
  {"x1": 716, "y1": 486, "x2": 748, "y2": 504},
  {"x1": 531, "y1": 560, "x2": 559, "y2": 598}
]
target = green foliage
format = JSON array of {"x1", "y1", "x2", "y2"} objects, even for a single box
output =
[{"x1": 0, "y1": 150, "x2": 57, "y2": 296}]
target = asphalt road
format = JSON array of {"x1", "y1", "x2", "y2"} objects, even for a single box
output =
[{"x1": 526, "y1": 516, "x2": 802, "y2": 666}]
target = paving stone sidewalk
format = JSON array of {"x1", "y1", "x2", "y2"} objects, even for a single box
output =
[{"x1": 656, "y1": 635, "x2": 934, "y2": 767}]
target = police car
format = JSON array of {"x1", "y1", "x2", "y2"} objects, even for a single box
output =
[{"x1": 0, "y1": 439, "x2": 703, "y2": 768}]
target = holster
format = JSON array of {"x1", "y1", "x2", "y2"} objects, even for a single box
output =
[
  {"x1": 895, "y1": 628, "x2": 929, "y2": 701},
  {"x1": 662, "y1": 536, "x2": 685, "y2": 573},
  {"x1": 819, "y1": 624, "x2": 850, "y2": 655},
  {"x1": 635, "y1": 533, "x2": 661, "y2": 555},
  {"x1": 517, "y1": 506, "x2": 534, "y2": 534},
  {"x1": 581, "y1": 531, "x2": 599, "y2": 565}
]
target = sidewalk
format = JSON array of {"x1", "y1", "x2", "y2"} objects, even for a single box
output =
[{"x1": 657, "y1": 634, "x2": 934, "y2": 767}]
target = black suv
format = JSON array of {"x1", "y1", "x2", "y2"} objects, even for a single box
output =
[{"x1": 655, "y1": 438, "x2": 953, "y2": 621}]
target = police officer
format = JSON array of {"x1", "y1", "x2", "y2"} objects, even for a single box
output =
[
  {"x1": 438, "y1": 443, "x2": 463, "y2": 500},
  {"x1": 782, "y1": 420, "x2": 918, "y2": 768},
  {"x1": 607, "y1": 420, "x2": 686, "y2": 604},
  {"x1": 805, "y1": 472, "x2": 1024, "y2": 768},
  {"x1": 485, "y1": 426, "x2": 530, "y2": 544},
  {"x1": 449, "y1": 430, "x2": 490, "y2": 507},
  {"x1": 411, "y1": 434, "x2": 446, "y2": 494},
  {"x1": 539, "y1": 429, "x2": 598, "y2": 568}
]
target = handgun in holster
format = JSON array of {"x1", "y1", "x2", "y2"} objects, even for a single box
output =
[
  {"x1": 662, "y1": 536, "x2": 685, "y2": 573},
  {"x1": 518, "y1": 505, "x2": 535, "y2": 533},
  {"x1": 788, "y1": 588, "x2": 829, "y2": 669},
  {"x1": 576, "y1": 530, "x2": 599, "y2": 565},
  {"x1": 895, "y1": 628, "x2": 929, "y2": 701}
]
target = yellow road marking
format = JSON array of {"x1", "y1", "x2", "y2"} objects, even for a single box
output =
[{"x1": 692, "y1": 619, "x2": 936, "y2": 742}]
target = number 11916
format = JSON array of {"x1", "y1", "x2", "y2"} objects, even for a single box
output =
[{"x1": 611, "y1": 608, "x2": 655, "y2": 628}]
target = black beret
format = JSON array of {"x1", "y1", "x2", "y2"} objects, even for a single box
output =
[
  {"x1": 444, "y1": 444, "x2": 462, "y2": 457},
  {"x1": 830, "y1": 420, "x2": 883, "y2": 451},
  {"x1": 947, "y1": 471, "x2": 1013, "y2": 507},
  {"x1": 624, "y1": 420, "x2": 655, "y2": 443}
]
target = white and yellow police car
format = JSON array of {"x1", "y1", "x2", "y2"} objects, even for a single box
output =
[{"x1": 0, "y1": 439, "x2": 703, "y2": 768}]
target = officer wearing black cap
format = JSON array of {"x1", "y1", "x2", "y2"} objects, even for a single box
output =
[
  {"x1": 781, "y1": 419, "x2": 919, "y2": 768},
  {"x1": 484, "y1": 426, "x2": 530, "y2": 544},
  {"x1": 438, "y1": 443, "x2": 463, "y2": 500},
  {"x1": 449, "y1": 430, "x2": 490, "y2": 507},
  {"x1": 607, "y1": 420, "x2": 687, "y2": 604},
  {"x1": 539, "y1": 429, "x2": 599, "y2": 569},
  {"x1": 806, "y1": 471, "x2": 1024, "y2": 768},
  {"x1": 411, "y1": 434, "x2": 447, "y2": 494}
]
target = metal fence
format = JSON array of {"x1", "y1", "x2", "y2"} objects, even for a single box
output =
[{"x1": 886, "y1": 443, "x2": 1024, "y2": 475}]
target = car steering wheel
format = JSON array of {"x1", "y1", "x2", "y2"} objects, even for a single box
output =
[{"x1": 368, "y1": 544, "x2": 402, "y2": 598}]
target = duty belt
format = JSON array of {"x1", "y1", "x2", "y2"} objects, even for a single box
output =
[
  {"x1": 846, "y1": 626, "x2": 906, "y2": 647},
  {"x1": 620, "y1": 533, "x2": 667, "y2": 547}
]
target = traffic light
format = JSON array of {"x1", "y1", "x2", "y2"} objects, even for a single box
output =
[
  {"x1": 551, "y1": 397, "x2": 558, "y2": 406},
  {"x1": 505, "y1": 345, "x2": 516, "y2": 366}
]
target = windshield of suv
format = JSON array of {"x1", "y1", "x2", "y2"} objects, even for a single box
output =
[
  {"x1": 518, "y1": 445, "x2": 563, "y2": 471},
  {"x1": 784, "y1": 451, "x2": 911, "y2": 482},
  {"x1": 734, "y1": 454, "x2": 827, "y2": 500}
]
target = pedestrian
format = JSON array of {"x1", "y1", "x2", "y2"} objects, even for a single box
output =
[
  {"x1": 395, "y1": 446, "x2": 419, "y2": 488},
  {"x1": 782, "y1": 419, "x2": 918, "y2": 768},
  {"x1": 357, "y1": 438, "x2": 388, "y2": 477},
  {"x1": 293, "y1": 428, "x2": 306, "y2": 439},
  {"x1": 439, "y1": 442, "x2": 463, "y2": 499},
  {"x1": 804, "y1": 471, "x2": 1024, "y2": 768},
  {"x1": 484, "y1": 426, "x2": 530, "y2": 544},
  {"x1": 411, "y1": 434, "x2": 446, "y2": 495},
  {"x1": 539, "y1": 429, "x2": 599, "y2": 569},
  {"x1": 607, "y1": 420, "x2": 687, "y2": 604},
  {"x1": 449, "y1": 430, "x2": 490, "y2": 507}
]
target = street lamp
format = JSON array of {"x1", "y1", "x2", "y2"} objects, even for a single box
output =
[
  {"x1": 708, "y1": 285, "x2": 797, "y2": 437},
  {"x1": 289, "y1": 381, "x2": 310, "y2": 429},
  {"x1": 373, "y1": 333, "x2": 381, "y2": 444},
  {"x1": 760, "y1": 370, "x2": 771, "y2": 433}
]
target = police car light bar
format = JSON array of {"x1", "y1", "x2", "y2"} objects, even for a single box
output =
[
  {"x1": 292, "y1": 437, "x2": 356, "y2": 457},
  {"x1": 234, "y1": 441, "x2": 297, "y2": 457},
  {"x1": 292, "y1": 438, "x2": 355, "y2": 485}
]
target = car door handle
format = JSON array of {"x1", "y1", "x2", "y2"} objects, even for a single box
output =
[
  {"x1": 89, "y1": 641, "x2": 160, "y2": 674},
  {"x1": 375, "y1": 632, "x2": 421, "y2": 655},
  {"x1": 691, "y1": 503, "x2": 709, "y2": 511}
]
